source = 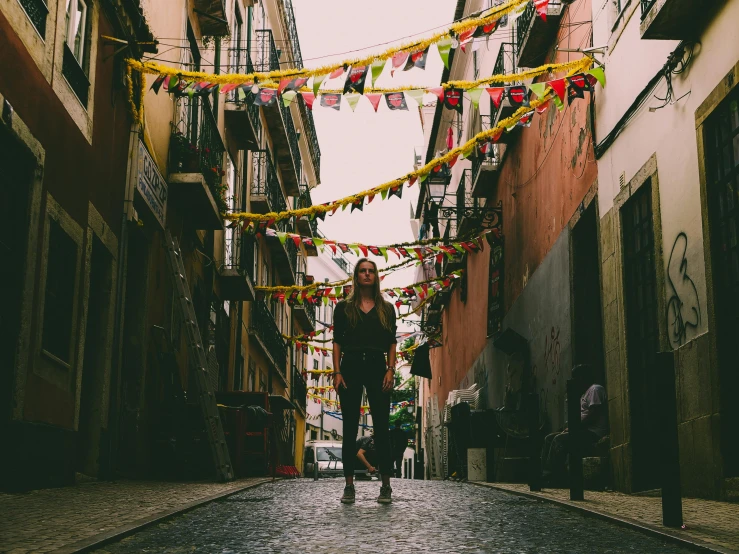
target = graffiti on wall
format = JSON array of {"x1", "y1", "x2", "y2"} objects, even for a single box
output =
[
  {"x1": 666, "y1": 232, "x2": 701, "y2": 348},
  {"x1": 530, "y1": 326, "x2": 562, "y2": 428}
]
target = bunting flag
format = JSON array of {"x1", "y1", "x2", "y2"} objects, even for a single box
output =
[
  {"x1": 320, "y1": 93, "x2": 342, "y2": 111},
  {"x1": 329, "y1": 65, "x2": 346, "y2": 79},
  {"x1": 444, "y1": 88, "x2": 464, "y2": 113},
  {"x1": 370, "y1": 59, "x2": 386, "y2": 86},
  {"x1": 567, "y1": 74, "x2": 592, "y2": 104},
  {"x1": 385, "y1": 92, "x2": 408, "y2": 111},
  {"x1": 404, "y1": 47, "x2": 430, "y2": 71},
  {"x1": 279, "y1": 77, "x2": 308, "y2": 95},
  {"x1": 468, "y1": 87, "x2": 484, "y2": 110},
  {"x1": 534, "y1": 0, "x2": 550, "y2": 21},
  {"x1": 390, "y1": 51, "x2": 409, "y2": 76},
  {"x1": 506, "y1": 85, "x2": 530, "y2": 108},
  {"x1": 252, "y1": 88, "x2": 278, "y2": 106},
  {"x1": 346, "y1": 94, "x2": 362, "y2": 112},
  {"x1": 343, "y1": 65, "x2": 369, "y2": 95},
  {"x1": 487, "y1": 87, "x2": 505, "y2": 108},
  {"x1": 366, "y1": 93, "x2": 383, "y2": 112},
  {"x1": 312, "y1": 74, "x2": 326, "y2": 95},
  {"x1": 437, "y1": 38, "x2": 453, "y2": 69},
  {"x1": 406, "y1": 89, "x2": 426, "y2": 107}
]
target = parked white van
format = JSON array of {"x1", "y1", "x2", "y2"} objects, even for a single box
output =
[{"x1": 303, "y1": 441, "x2": 370, "y2": 478}]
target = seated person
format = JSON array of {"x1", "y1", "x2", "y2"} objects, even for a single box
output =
[
  {"x1": 541, "y1": 364, "x2": 608, "y2": 484},
  {"x1": 356, "y1": 434, "x2": 379, "y2": 474},
  {"x1": 390, "y1": 426, "x2": 408, "y2": 478}
]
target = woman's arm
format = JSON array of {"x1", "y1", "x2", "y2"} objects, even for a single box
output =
[
  {"x1": 332, "y1": 342, "x2": 346, "y2": 389},
  {"x1": 383, "y1": 342, "x2": 396, "y2": 392},
  {"x1": 357, "y1": 448, "x2": 376, "y2": 473}
]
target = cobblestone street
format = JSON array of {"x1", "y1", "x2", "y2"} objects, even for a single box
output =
[{"x1": 94, "y1": 479, "x2": 695, "y2": 554}]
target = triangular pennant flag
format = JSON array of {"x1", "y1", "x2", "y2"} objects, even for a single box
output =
[
  {"x1": 329, "y1": 65, "x2": 346, "y2": 79},
  {"x1": 548, "y1": 79, "x2": 567, "y2": 103},
  {"x1": 404, "y1": 47, "x2": 430, "y2": 71},
  {"x1": 252, "y1": 88, "x2": 278, "y2": 106},
  {"x1": 536, "y1": 100, "x2": 551, "y2": 114},
  {"x1": 552, "y1": 94, "x2": 565, "y2": 111},
  {"x1": 443, "y1": 88, "x2": 463, "y2": 114},
  {"x1": 381, "y1": 189, "x2": 389, "y2": 200},
  {"x1": 586, "y1": 67, "x2": 606, "y2": 88},
  {"x1": 448, "y1": 153, "x2": 459, "y2": 168},
  {"x1": 366, "y1": 94, "x2": 382, "y2": 112},
  {"x1": 379, "y1": 247, "x2": 388, "y2": 261},
  {"x1": 346, "y1": 93, "x2": 361, "y2": 112},
  {"x1": 505, "y1": 85, "x2": 530, "y2": 108},
  {"x1": 529, "y1": 82, "x2": 547, "y2": 100},
  {"x1": 406, "y1": 89, "x2": 425, "y2": 107},
  {"x1": 301, "y1": 92, "x2": 316, "y2": 110},
  {"x1": 367, "y1": 193, "x2": 376, "y2": 204},
  {"x1": 282, "y1": 90, "x2": 297, "y2": 107},
  {"x1": 567, "y1": 74, "x2": 592, "y2": 105},
  {"x1": 468, "y1": 88, "x2": 484, "y2": 110},
  {"x1": 534, "y1": 0, "x2": 550, "y2": 21},
  {"x1": 390, "y1": 52, "x2": 409, "y2": 76},
  {"x1": 277, "y1": 232, "x2": 288, "y2": 245},
  {"x1": 385, "y1": 92, "x2": 408, "y2": 111},
  {"x1": 343, "y1": 65, "x2": 369, "y2": 95},
  {"x1": 486, "y1": 87, "x2": 505, "y2": 108},
  {"x1": 370, "y1": 59, "x2": 386, "y2": 86},
  {"x1": 312, "y1": 74, "x2": 326, "y2": 95},
  {"x1": 279, "y1": 77, "x2": 308, "y2": 95},
  {"x1": 150, "y1": 75, "x2": 166, "y2": 94},
  {"x1": 292, "y1": 235, "x2": 302, "y2": 249},
  {"x1": 350, "y1": 200, "x2": 364, "y2": 212},
  {"x1": 389, "y1": 186, "x2": 403, "y2": 200},
  {"x1": 358, "y1": 244, "x2": 369, "y2": 257},
  {"x1": 457, "y1": 28, "x2": 475, "y2": 52},
  {"x1": 427, "y1": 87, "x2": 445, "y2": 103},
  {"x1": 320, "y1": 93, "x2": 342, "y2": 111}
]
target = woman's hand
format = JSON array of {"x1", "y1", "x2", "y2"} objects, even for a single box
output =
[
  {"x1": 334, "y1": 373, "x2": 347, "y2": 390},
  {"x1": 382, "y1": 369, "x2": 394, "y2": 392},
  {"x1": 368, "y1": 465, "x2": 377, "y2": 474}
]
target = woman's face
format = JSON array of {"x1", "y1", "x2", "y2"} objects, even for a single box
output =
[{"x1": 357, "y1": 261, "x2": 377, "y2": 287}]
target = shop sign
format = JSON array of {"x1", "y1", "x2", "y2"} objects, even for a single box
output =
[{"x1": 134, "y1": 139, "x2": 167, "y2": 228}]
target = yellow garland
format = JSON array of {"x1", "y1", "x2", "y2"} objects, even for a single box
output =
[
  {"x1": 256, "y1": 256, "x2": 420, "y2": 293},
  {"x1": 126, "y1": 65, "x2": 139, "y2": 124},
  {"x1": 225, "y1": 57, "x2": 593, "y2": 224},
  {"x1": 125, "y1": 0, "x2": 527, "y2": 85},
  {"x1": 261, "y1": 58, "x2": 587, "y2": 95}
]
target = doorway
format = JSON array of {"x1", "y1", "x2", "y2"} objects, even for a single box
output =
[
  {"x1": 571, "y1": 202, "x2": 606, "y2": 385},
  {"x1": 622, "y1": 180, "x2": 661, "y2": 491},
  {"x1": 77, "y1": 236, "x2": 114, "y2": 477}
]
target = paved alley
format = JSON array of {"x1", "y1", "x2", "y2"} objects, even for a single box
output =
[{"x1": 94, "y1": 479, "x2": 696, "y2": 554}]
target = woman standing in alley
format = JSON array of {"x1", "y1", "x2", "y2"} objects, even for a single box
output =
[{"x1": 332, "y1": 258, "x2": 397, "y2": 504}]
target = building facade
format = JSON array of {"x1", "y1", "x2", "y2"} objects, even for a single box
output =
[{"x1": 1, "y1": 0, "x2": 321, "y2": 489}]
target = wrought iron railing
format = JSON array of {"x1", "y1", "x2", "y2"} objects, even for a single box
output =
[
  {"x1": 250, "y1": 299, "x2": 287, "y2": 379},
  {"x1": 300, "y1": 98, "x2": 321, "y2": 177},
  {"x1": 297, "y1": 184, "x2": 317, "y2": 233},
  {"x1": 19, "y1": 0, "x2": 48, "y2": 37},
  {"x1": 516, "y1": 1, "x2": 562, "y2": 54},
  {"x1": 456, "y1": 170, "x2": 482, "y2": 224},
  {"x1": 62, "y1": 44, "x2": 89, "y2": 106},
  {"x1": 291, "y1": 366, "x2": 307, "y2": 413},
  {"x1": 283, "y1": 0, "x2": 303, "y2": 67},
  {"x1": 223, "y1": 232, "x2": 256, "y2": 282},
  {"x1": 255, "y1": 29, "x2": 280, "y2": 72},
  {"x1": 276, "y1": 220, "x2": 298, "y2": 275},
  {"x1": 251, "y1": 150, "x2": 286, "y2": 213},
  {"x1": 170, "y1": 96, "x2": 227, "y2": 211},
  {"x1": 640, "y1": 0, "x2": 656, "y2": 19},
  {"x1": 295, "y1": 272, "x2": 317, "y2": 328},
  {"x1": 281, "y1": 100, "x2": 302, "y2": 179},
  {"x1": 225, "y1": 47, "x2": 261, "y2": 139}
]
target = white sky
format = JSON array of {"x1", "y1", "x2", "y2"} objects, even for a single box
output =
[{"x1": 291, "y1": 0, "x2": 455, "y2": 303}]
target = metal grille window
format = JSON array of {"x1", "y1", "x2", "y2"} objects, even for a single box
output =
[{"x1": 622, "y1": 180, "x2": 660, "y2": 490}]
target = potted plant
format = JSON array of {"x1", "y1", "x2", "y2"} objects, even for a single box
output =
[{"x1": 170, "y1": 131, "x2": 200, "y2": 173}]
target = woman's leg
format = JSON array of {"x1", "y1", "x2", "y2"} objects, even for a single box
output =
[
  {"x1": 338, "y1": 375, "x2": 363, "y2": 485},
  {"x1": 365, "y1": 367, "x2": 392, "y2": 485}
]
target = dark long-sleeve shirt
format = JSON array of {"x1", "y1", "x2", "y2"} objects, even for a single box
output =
[{"x1": 333, "y1": 300, "x2": 397, "y2": 353}]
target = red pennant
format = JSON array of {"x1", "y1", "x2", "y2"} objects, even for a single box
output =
[
  {"x1": 389, "y1": 247, "x2": 400, "y2": 258},
  {"x1": 448, "y1": 153, "x2": 460, "y2": 168},
  {"x1": 329, "y1": 66, "x2": 345, "y2": 79},
  {"x1": 458, "y1": 28, "x2": 475, "y2": 52},
  {"x1": 462, "y1": 242, "x2": 475, "y2": 254},
  {"x1": 292, "y1": 236, "x2": 301, "y2": 248},
  {"x1": 446, "y1": 127, "x2": 454, "y2": 150},
  {"x1": 436, "y1": 253, "x2": 444, "y2": 264},
  {"x1": 534, "y1": 0, "x2": 550, "y2": 21},
  {"x1": 486, "y1": 88, "x2": 505, "y2": 108},
  {"x1": 366, "y1": 94, "x2": 382, "y2": 112},
  {"x1": 391, "y1": 52, "x2": 409, "y2": 75},
  {"x1": 427, "y1": 87, "x2": 445, "y2": 103},
  {"x1": 367, "y1": 193, "x2": 376, "y2": 204},
  {"x1": 301, "y1": 92, "x2": 315, "y2": 110},
  {"x1": 408, "y1": 176, "x2": 418, "y2": 187},
  {"x1": 359, "y1": 244, "x2": 369, "y2": 257},
  {"x1": 548, "y1": 79, "x2": 566, "y2": 102},
  {"x1": 536, "y1": 100, "x2": 551, "y2": 114}
]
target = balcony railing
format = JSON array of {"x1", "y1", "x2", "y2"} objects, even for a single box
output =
[
  {"x1": 294, "y1": 271, "x2": 317, "y2": 330},
  {"x1": 283, "y1": 0, "x2": 304, "y2": 67},
  {"x1": 255, "y1": 29, "x2": 280, "y2": 72},
  {"x1": 225, "y1": 47, "x2": 261, "y2": 142},
  {"x1": 491, "y1": 43, "x2": 517, "y2": 124},
  {"x1": 291, "y1": 366, "x2": 307, "y2": 414},
  {"x1": 170, "y1": 97, "x2": 226, "y2": 211},
  {"x1": 281, "y1": 99, "x2": 302, "y2": 181},
  {"x1": 250, "y1": 299, "x2": 287, "y2": 380},
  {"x1": 19, "y1": 0, "x2": 48, "y2": 37},
  {"x1": 251, "y1": 150, "x2": 286, "y2": 213},
  {"x1": 641, "y1": 0, "x2": 657, "y2": 20},
  {"x1": 515, "y1": 1, "x2": 563, "y2": 67},
  {"x1": 515, "y1": 2, "x2": 536, "y2": 55},
  {"x1": 221, "y1": 232, "x2": 255, "y2": 300},
  {"x1": 300, "y1": 98, "x2": 322, "y2": 178},
  {"x1": 296, "y1": 184, "x2": 317, "y2": 236},
  {"x1": 62, "y1": 44, "x2": 90, "y2": 107},
  {"x1": 276, "y1": 219, "x2": 299, "y2": 276}
]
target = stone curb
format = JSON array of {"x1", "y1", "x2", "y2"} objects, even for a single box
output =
[
  {"x1": 469, "y1": 482, "x2": 737, "y2": 554},
  {"x1": 52, "y1": 478, "x2": 274, "y2": 554}
]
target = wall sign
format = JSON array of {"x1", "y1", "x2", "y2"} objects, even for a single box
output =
[{"x1": 133, "y1": 139, "x2": 167, "y2": 228}]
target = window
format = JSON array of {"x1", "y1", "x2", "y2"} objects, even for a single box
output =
[
  {"x1": 248, "y1": 358, "x2": 256, "y2": 391},
  {"x1": 41, "y1": 219, "x2": 78, "y2": 364},
  {"x1": 65, "y1": 0, "x2": 87, "y2": 64}
]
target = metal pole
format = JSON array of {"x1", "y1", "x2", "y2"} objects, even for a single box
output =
[
  {"x1": 528, "y1": 392, "x2": 541, "y2": 492},
  {"x1": 657, "y1": 352, "x2": 683, "y2": 527},
  {"x1": 567, "y1": 378, "x2": 584, "y2": 501}
]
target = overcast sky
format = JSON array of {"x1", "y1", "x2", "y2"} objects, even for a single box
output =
[{"x1": 291, "y1": 0, "x2": 456, "y2": 300}]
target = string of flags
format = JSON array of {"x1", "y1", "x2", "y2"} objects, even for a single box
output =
[
  {"x1": 224, "y1": 59, "x2": 596, "y2": 224},
  {"x1": 128, "y1": 0, "x2": 536, "y2": 89}
]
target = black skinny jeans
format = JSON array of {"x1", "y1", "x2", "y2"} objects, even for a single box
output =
[{"x1": 338, "y1": 351, "x2": 392, "y2": 477}]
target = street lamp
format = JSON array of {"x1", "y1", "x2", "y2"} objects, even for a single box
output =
[{"x1": 427, "y1": 177, "x2": 448, "y2": 205}]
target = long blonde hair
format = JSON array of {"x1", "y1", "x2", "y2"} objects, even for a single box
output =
[{"x1": 344, "y1": 258, "x2": 394, "y2": 330}]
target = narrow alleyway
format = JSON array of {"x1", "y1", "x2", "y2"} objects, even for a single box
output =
[{"x1": 95, "y1": 480, "x2": 693, "y2": 553}]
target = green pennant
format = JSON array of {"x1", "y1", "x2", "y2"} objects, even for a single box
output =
[
  {"x1": 237, "y1": 87, "x2": 246, "y2": 101},
  {"x1": 278, "y1": 232, "x2": 288, "y2": 245},
  {"x1": 371, "y1": 59, "x2": 386, "y2": 86},
  {"x1": 346, "y1": 93, "x2": 361, "y2": 112},
  {"x1": 341, "y1": 202, "x2": 348, "y2": 211},
  {"x1": 552, "y1": 94, "x2": 565, "y2": 111},
  {"x1": 381, "y1": 189, "x2": 388, "y2": 200},
  {"x1": 406, "y1": 89, "x2": 425, "y2": 107},
  {"x1": 297, "y1": 293, "x2": 304, "y2": 305},
  {"x1": 437, "y1": 38, "x2": 452, "y2": 69},
  {"x1": 379, "y1": 247, "x2": 388, "y2": 261},
  {"x1": 586, "y1": 67, "x2": 606, "y2": 88},
  {"x1": 453, "y1": 243, "x2": 465, "y2": 253},
  {"x1": 309, "y1": 345, "x2": 315, "y2": 355},
  {"x1": 313, "y1": 237, "x2": 325, "y2": 249},
  {"x1": 461, "y1": 144, "x2": 475, "y2": 159},
  {"x1": 420, "y1": 173, "x2": 429, "y2": 183},
  {"x1": 468, "y1": 88, "x2": 483, "y2": 110},
  {"x1": 349, "y1": 245, "x2": 360, "y2": 257},
  {"x1": 313, "y1": 74, "x2": 326, "y2": 95},
  {"x1": 335, "y1": 287, "x2": 342, "y2": 296},
  {"x1": 282, "y1": 90, "x2": 297, "y2": 107},
  {"x1": 529, "y1": 82, "x2": 547, "y2": 100},
  {"x1": 323, "y1": 296, "x2": 329, "y2": 306}
]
